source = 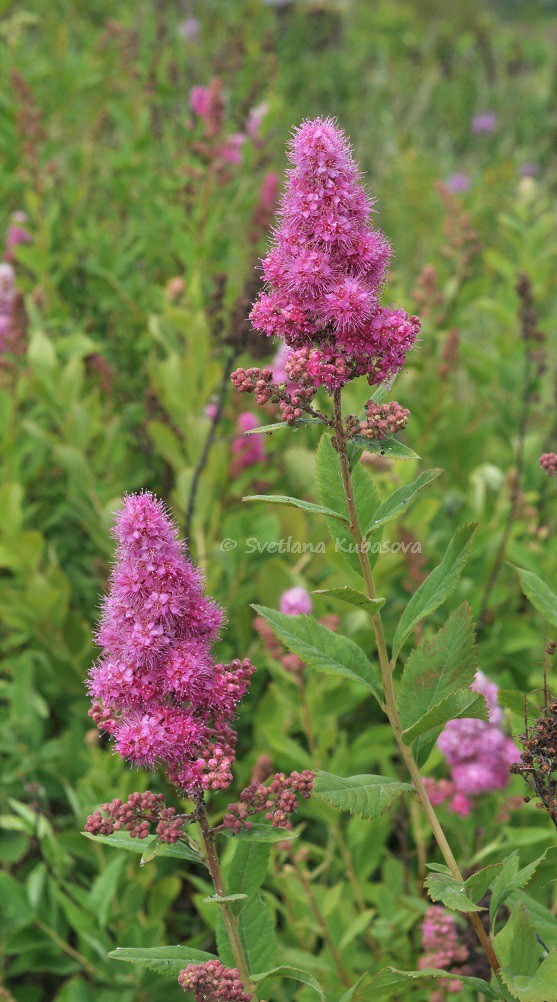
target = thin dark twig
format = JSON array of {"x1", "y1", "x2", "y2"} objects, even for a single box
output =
[
  {"x1": 478, "y1": 274, "x2": 543, "y2": 634},
  {"x1": 184, "y1": 346, "x2": 240, "y2": 544}
]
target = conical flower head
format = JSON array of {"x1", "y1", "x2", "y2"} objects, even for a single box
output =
[
  {"x1": 249, "y1": 117, "x2": 419, "y2": 387},
  {"x1": 87, "y1": 493, "x2": 254, "y2": 794}
]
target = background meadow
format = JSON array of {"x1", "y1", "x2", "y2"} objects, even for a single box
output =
[{"x1": 1, "y1": 1, "x2": 557, "y2": 999}]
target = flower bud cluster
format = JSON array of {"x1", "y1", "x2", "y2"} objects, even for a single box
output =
[
  {"x1": 84, "y1": 791, "x2": 187, "y2": 843},
  {"x1": 231, "y1": 365, "x2": 318, "y2": 425},
  {"x1": 178, "y1": 961, "x2": 252, "y2": 1001},
  {"x1": 540, "y1": 452, "x2": 557, "y2": 477},
  {"x1": 511, "y1": 695, "x2": 557, "y2": 825},
  {"x1": 222, "y1": 771, "x2": 315, "y2": 832},
  {"x1": 345, "y1": 400, "x2": 409, "y2": 442}
]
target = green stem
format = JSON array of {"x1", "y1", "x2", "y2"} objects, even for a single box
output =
[
  {"x1": 289, "y1": 854, "x2": 351, "y2": 988},
  {"x1": 332, "y1": 388, "x2": 500, "y2": 976},
  {"x1": 196, "y1": 804, "x2": 257, "y2": 997}
]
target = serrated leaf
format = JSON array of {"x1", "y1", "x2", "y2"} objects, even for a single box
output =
[
  {"x1": 392, "y1": 523, "x2": 478, "y2": 661},
  {"x1": 219, "y1": 824, "x2": 298, "y2": 844},
  {"x1": 252, "y1": 606, "x2": 383, "y2": 704},
  {"x1": 108, "y1": 946, "x2": 216, "y2": 978},
  {"x1": 243, "y1": 494, "x2": 348, "y2": 523},
  {"x1": 401, "y1": 691, "x2": 488, "y2": 745},
  {"x1": 362, "y1": 468, "x2": 442, "y2": 536},
  {"x1": 424, "y1": 871, "x2": 483, "y2": 912},
  {"x1": 313, "y1": 586, "x2": 385, "y2": 614},
  {"x1": 464, "y1": 863, "x2": 505, "y2": 903},
  {"x1": 82, "y1": 830, "x2": 201, "y2": 862},
  {"x1": 490, "y1": 849, "x2": 557, "y2": 928},
  {"x1": 252, "y1": 966, "x2": 325, "y2": 999},
  {"x1": 399, "y1": 604, "x2": 478, "y2": 764},
  {"x1": 217, "y1": 895, "x2": 276, "y2": 975},
  {"x1": 493, "y1": 904, "x2": 556, "y2": 1001},
  {"x1": 349, "y1": 435, "x2": 420, "y2": 460},
  {"x1": 315, "y1": 435, "x2": 381, "y2": 574},
  {"x1": 314, "y1": 772, "x2": 412, "y2": 821},
  {"x1": 514, "y1": 567, "x2": 557, "y2": 629}
]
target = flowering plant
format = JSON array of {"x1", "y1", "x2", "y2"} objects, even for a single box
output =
[{"x1": 83, "y1": 119, "x2": 557, "y2": 1001}]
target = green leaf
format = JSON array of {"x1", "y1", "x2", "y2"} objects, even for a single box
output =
[
  {"x1": 362, "y1": 468, "x2": 443, "y2": 536},
  {"x1": 399, "y1": 604, "x2": 479, "y2": 765},
  {"x1": 464, "y1": 863, "x2": 505, "y2": 903},
  {"x1": 252, "y1": 966, "x2": 325, "y2": 999},
  {"x1": 108, "y1": 946, "x2": 216, "y2": 978},
  {"x1": 388, "y1": 968, "x2": 503, "y2": 999},
  {"x1": 424, "y1": 871, "x2": 484, "y2": 912},
  {"x1": 82, "y1": 830, "x2": 201, "y2": 863},
  {"x1": 227, "y1": 840, "x2": 270, "y2": 912},
  {"x1": 493, "y1": 904, "x2": 557, "y2": 1001},
  {"x1": 203, "y1": 893, "x2": 248, "y2": 904},
  {"x1": 314, "y1": 772, "x2": 412, "y2": 821},
  {"x1": 315, "y1": 435, "x2": 381, "y2": 574},
  {"x1": 401, "y1": 691, "x2": 488, "y2": 745},
  {"x1": 219, "y1": 824, "x2": 298, "y2": 844},
  {"x1": 252, "y1": 606, "x2": 383, "y2": 704},
  {"x1": 243, "y1": 418, "x2": 323, "y2": 435},
  {"x1": 313, "y1": 586, "x2": 385, "y2": 614},
  {"x1": 243, "y1": 494, "x2": 348, "y2": 523},
  {"x1": 348, "y1": 435, "x2": 420, "y2": 460},
  {"x1": 514, "y1": 567, "x2": 557, "y2": 628},
  {"x1": 392, "y1": 523, "x2": 478, "y2": 661},
  {"x1": 217, "y1": 895, "x2": 277, "y2": 975},
  {"x1": 490, "y1": 849, "x2": 557, "y2": 928}
]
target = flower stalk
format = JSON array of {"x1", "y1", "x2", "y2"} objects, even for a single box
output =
[{"x1": 332, "y1": 387, "x2": 501, "y2": 976}]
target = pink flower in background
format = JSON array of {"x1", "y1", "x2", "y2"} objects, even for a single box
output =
[
  {"x1": 419, "y1": 906, "x2": 468, "y2": 999},
  {"x1": 230, "y1": 411, "x2": 265, "y2": 472},
  {"x1": 189, "y1": 85, "x2": 211, "y2": 120},
  {"x1": 0, "y1": 263, "x2": 16, "y2": 351},
  {"x1": 248, "y1": 117, "x2": 419, "y2": 389},
  {"x1": 471, "y1": 112, "x2": 497, "y2": 134},
  {"x1": 434, "y1": 669, "x2": 520, "y2": 815},
  {"x1": 444, "y1": 172, "x2": 471, "y2": 194},
  {"x1": 88, "y1": 493, "x2": 254, "y2": 795},
  {"x1": 177, "y1": 16, "x2": 200, "y2": 42},
  {"x1": 246, "y1": 101, "x2": 270, "y2": 139},
  {"x1": 219, "y1": 133, "x2": 245, "y2": 165},
  {"x1": 5, "y1": 211, "x2": 32, "y2": 262},
  {"x1": 279, "y1": 586, "x2": 312, "y2": 616}
]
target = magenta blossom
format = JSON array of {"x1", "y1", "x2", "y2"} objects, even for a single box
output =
[
  {"x1": 88, "y1": 493, "x2": 254, "y2": 795},
  {"x1": 189, "y1": 86, "x2": 211, "y2": 120},
  {"x1": 230, "y1": 412, "x2": 265, "y2": 471},
  {"x1": 435, "y1": 669, "x2": 520, "y2": 814},
  {"x1": 248, "y1": 117, "x2": 420, "y2": 390},
  {"x1": 471, "y1": 112, "x2": 497, "y2": 134},
  {"x1": 5, "y1": 212, "x2": 32, "y2": 262},
  {"x1": 280, "y1": 586, "x2": 312, "y2": 616},
  {"x1": 444, "y1": 172, "x2": 471, "y2": 194}
]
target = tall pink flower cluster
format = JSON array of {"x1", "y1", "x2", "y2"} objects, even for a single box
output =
[
  {"x1": 419, "y1": 906, "x2": 469, "y2": 998},
  {"x1": 247, "y1": 117, "x2": 420, "y2": 389},
  {"x1": 88, "y1": 493, "x2": 255, "y2": 795},
  {"x1": 431, "y1": 670, "x2": 520, "y2": 816},
  {"x1": 540, "y1": 452, "x2": 557, "y2": 477}
]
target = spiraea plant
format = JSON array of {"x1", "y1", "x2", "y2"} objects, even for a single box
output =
[{"x1": 84, "y1": 120, "x2": 557, "y2": 1002}]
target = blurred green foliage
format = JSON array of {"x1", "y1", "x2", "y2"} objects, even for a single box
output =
[{"x1": 0, "y1": 0, "x2": 556, "y2": 999}]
